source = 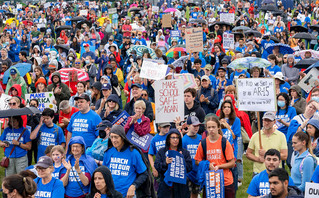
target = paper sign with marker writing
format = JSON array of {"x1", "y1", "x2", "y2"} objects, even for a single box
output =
[
  {"x1": 154, "y1": 79, "x2": 184, "y2": 123},
  {"x1": 223, "y1": 33, "x2": 234, "y2": 49},
  {"x1": 185, "y1": 27, "x2": 203, "y2": 53},
  {"x1": 0, "y1": 94, "x2": 11, "y2": 110},
  {"x1": 80, "y1": 10, "x2": 88, "y2": 16},
  {"x1": 162, "y1": 14, "x2": 172, "y2": 28},
  {"x1": 25, "y1": 92, "x2": 56, "y2": 112},
  {"x1": 237, "y1": 78, "x2": 276, "y2": 111},
  {"x1": 220, "y1": 13, "x2": 235, "y2": 24},
  {"x1": 126, "y1": 127, "x2": 153, "y2": 150},
  {"x1": 205, "y1": 170, "x2": 225, "y2": 198},
  {"x1": 140, "y1": 60, "x2": 168, "y2": 80},
  {"x1": 108, "y1": 8, "x2": 117, "y2": 14},
  {"x1": 152, "y1": 6, "x2": 159, "y2": 12},
  {"x1": 298, "y1": 68, "x2": 319, "y2": 93},
  {"x1": 305, "y1": 182, "x2": 319, "y2": 198}
]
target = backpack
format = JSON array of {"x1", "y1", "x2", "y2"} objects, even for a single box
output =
[{"x1": 299, "y1": 153, "x2": 318, "y2": 175}]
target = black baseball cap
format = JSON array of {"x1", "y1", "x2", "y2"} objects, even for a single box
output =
[{"x1": 74, "y1": 93, "x2": 90, "y2": 102}]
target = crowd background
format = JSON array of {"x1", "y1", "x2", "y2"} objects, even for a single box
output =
[{"x1": 1, "y1": 0, "x2": 319, "y2": 197}]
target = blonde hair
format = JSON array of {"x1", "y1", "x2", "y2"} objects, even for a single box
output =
[
  {"x1": 50, "y1": 145, "x2": 65, "y2": 157},
  {"x1": 134, "y1": 100, "x2": 146, "y2": 111}
]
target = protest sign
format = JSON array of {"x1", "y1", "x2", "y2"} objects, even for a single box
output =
[
  {"x1": 185, "y1": 27, "x2": 203, "y2": 53},
  {"x1": 12, "y1": 9, "x2": 17, "y2": 15},
  {"x1": 305, "y1": 182, "x2": 319, "y2": 198},
  {"x1": 223, "y1": 33, "x2": 234, "y2": 49},
  {"x1": 158, "y1": 40, "x2": 166, "y2": 47},
  {"x1": 0, "y1": 94, "x2": 11, "y2": 110},
  {"x1": 25, "y1": 92, "x2": 56, "y2": 112},
  {"x1": 298, "y1": 68, "x2": 319, "y2": 93},
  {"x1": 126, "y1": 127, "x2": 153, "y2": 150},
  {"x1": 111, "y1": 111, "x2": 130, "y2": 127},
  {"x1": 170, "y1": 30, "x2": 181, "y2": 38},
  {"x1": 220, "y1": 13, "x2": 235, "y2": 24},
  {"x1": 108, "y1": 8, "x2": 117, "y2": 14},
  {"x1": 44, "y1": 2, "x2": 51, "y2": 9},
  {"x1": 237, "y1": 78, "x2": 276, "y2": 111},
  {"x1": 152, "y1": 6, "x2": 159, "y2": 12},
  {"x1": 162, "y1": 14, "x2": 172, "y2": 28},
  {"x1": 80, "y1": 10, "x2": 88, "y2": 16},
  {"x1": 165, "y1": 150, "x2": 187, "y2": 184},
  {"x1": 205, "y1": 170, "x2": 225, "y2": 198},
  {"x1": 140, "y1": 59, "x2": 168, "y2": 80},
  {"x1": 17, "y1": 4, "x2": 22, "y2": 9},
  {"x1": 89, "y1": 1, "x2": 96, "y2": 8},
  {"x1": 173, "y1": 73, "x2": 197, "y2": 90},
  {"x1": 154, "y1": 79, "x2": 184, "y2": 123}
]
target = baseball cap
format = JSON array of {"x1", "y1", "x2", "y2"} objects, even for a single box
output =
[
  {"x1": 158, "y1": 122, "x2": 171, "y2": 128},
  {"x1": 74, "y1": 93, "x2": 90, "y2": 102},
  {"x1": 98, "y1": 120, "x2": 112, "y2": 131},
  {"x1": 83, "y1": 43, "x2": 90, "y2": 47},
  {"x1": 131, "y1": 83, "x2": 142, "y2": 89},
  {"x1": 221, "y1": 58, "x2": 229, "y2": 64},
  {"x1": 35, "y1": 156, "x2": 53, "y2": 168},
  {"x1": 187, "y1": 116, "x2": 201, "y2": 126},
  {"x1": 107, "y1": 94, "x2": 119, "y2": 104},
  {"x1": 204, "y1": 64, "x2": 213, "y2": 71},
  {"x1": 109, "y1": 37, "x2": 113, "y2": 41},
  {"x1": 262, "y1": 112, "x2": 276, "y2": 121},
  {"x1": 201, "y1": 75, "x2": 210, "y2": 81},
  {"x1": 101, "y1": 83, "x2": 111, "y2": 90},
  {"x1": 10, "y1": 69, "x2": 17, "y2": 75}
]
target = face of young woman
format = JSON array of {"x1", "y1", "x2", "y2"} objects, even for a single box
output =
[
  {"x1": 222, "y1": 103, "x2": 232, "y2": 117},
  {"x1": 51, "y1": 150, "x2": 63, "y2": 164},
  {"x1": 206, "y1": 120, "x2": 219, "y2": 137},
  {"x1": 292, "y1": 136, "x2": 305, "y2": 152},
  {"x1": 94, "y1": 172, "x2": 107, "y2": 193},
  {"x1": 306, "y1": 124, "x2": 316, "y2": 138},
  {"x1": 77, "y1": 83, "x2": 85, "y2": 94}
]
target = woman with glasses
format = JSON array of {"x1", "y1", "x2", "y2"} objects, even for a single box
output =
[
  {"x1": 0, "y1": 116, "x2": 32, "y2": 176},
  {"x1": 69, "y1": 81, "x2": 91, "y2": 108},
  {"x1": 61, "y1": 136, "x2": 97, "y2": 198},
  {"x1": 34, "y1": 156, "x2": 65, "y2": 197}
]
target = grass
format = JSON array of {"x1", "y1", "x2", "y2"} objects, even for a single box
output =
[
  {"x1": 237, "y1": 155, "x2": 254, "y2": 198},
  {"x1": 0, "y1": 148, "x2": 4, "y2": 197}
]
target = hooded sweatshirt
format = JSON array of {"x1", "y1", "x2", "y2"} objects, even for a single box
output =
[
  {"x1": 289, "y1": 85, "x2": 306, "y2": 115},
  {"x1": 47, "y1": 71, "x2": 71, "y2": 108},
  {"x1": 89, "y1": 27, "x2": 101, "y2": 45},
  {"x1": 59, "y1": 30, "x2": 69, "y2": 44},
  {"x1": 184, "y1": 100, "x2": 206, "y2": 134},
  {"x1": 5, "y1": 67, "x2": 27, "y2": 99},
  {"x1": 85, "y1": 166, "x2": 122, "y2": 198}
]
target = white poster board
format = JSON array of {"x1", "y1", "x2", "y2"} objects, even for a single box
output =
[
  {"x1": 185, "y1": 27, "x2": 203, "y2": 53},
  {"x1": 223, "y1": 33, "x2": 234, "y2": 49},
  {"x1": 140, "y1": 60, "x2": 168, "y2": 80},
  {"x1": 0, "y1": 94, "x2": 11, "y2": 110},
  {"x1": 44, "y1": 2, "x2": 51, "y2": 9},
  {"x1": 80, "y1": 10, "x2": 88, "y2": 16},
  {"x1": 237, "y1": 78, "x2": 276, "y2": 111},
  {"x1": 305, "y1": 182, "x2": 319, "y2": 198},
  {"x1": 298, "y1": 68, "x2": 319, "y2": 93},
  {"x1": 152, "y1": 6, "x2": 159, "y2": 12},
  {"x1": 108, "y1": 8, "x2": 117, "y2": 14},
  {"x1": 154, "y1": 79, "x2": 184, "y2": 123},
  {"x1": 17, "y1": 4, "x2": 22, "y2": 9},
  {"x1": 25, "y1": 92, "x2": 57, "y2": 112},
  {"x1": 220, "y1": 13, "x2": 235, "y2": 24}
]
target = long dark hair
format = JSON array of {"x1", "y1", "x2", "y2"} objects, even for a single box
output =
[
  {"x1": 277, "y1": 92, "x2": 290, "y2": 115},
  {"x1": 220, "y1": 100, "x2": 236, "y2": 125},
  {"x1": 2, "y1": 174, "x2": 37, "y2": 197},
  {"x1": 8, "y1": 116, "x2": 24, "y2": 129}
]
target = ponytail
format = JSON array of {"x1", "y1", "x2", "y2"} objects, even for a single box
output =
[
  {"x1": 3, "y1": 174, "x2": 37, "y2": 198},
  {"x1": 293, "y1": 131, "x2": 316, "y2": 157}
]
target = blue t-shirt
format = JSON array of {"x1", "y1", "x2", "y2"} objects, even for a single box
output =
[
  {"x1": 36, "y1": 124, "x2": 65, "y2": 161},
  {"x1": 311, "y1": 165, "x2": 319, "y2": 183},
  {"x1": 34, "y1": 177, "x2": 65, "y2": 198},
  {"x1": 60, "y1": 157, "x2": 91, "y2": 197},
  {"x1": 229, "y1": 70, "x2": 250, "y2": 82},
  {"x1": 67, "y1": 110, "x2": 102, "y2": 147},
  {"x1": 226, "y1": 117, "x2": 241, "y2": 158},
  {"x1": 247, "y1": 169, "x2": 295, "y2": 196},
  {"x1": 222, "y1": 128, "x2": 234, "y2": 147},
  {"x1": 266, "y1": 65, "x2": 281, "y2": 76},
  {"x1": 149, "y1": 133, "x2": 168, "y2": 155},
  {"x1": 103, "y1": 147, "x2": 147, "y2": 197},
  {"x1": 52, "y1": 164, "x2": 64, "y2": 179},
  {"x1": 276, "y1": 106, "x2": 297, "y2": 137},
  {"x1": 0, "y1": 127, "x2": 31, "y2": 158},
  {"x1": 235, "y1": 46, "x2": 246, "y2": 54},
  {"x1": 182, "y1": 134, "x2": 202, "y2": 160}
]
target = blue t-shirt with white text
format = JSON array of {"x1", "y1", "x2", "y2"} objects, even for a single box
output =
[
  {"x1": 149, "y1": 133, "x2": 168, "y2": 156},
  {"x1": 34, "y1": 177, "x2": 65, "y2": 198}
]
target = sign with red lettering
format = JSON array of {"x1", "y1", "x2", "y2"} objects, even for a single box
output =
[
  {"x1": 154, "y1": 79, "x2": 184, "y2": 123},
  {"x1": 140, "y1": 59, "x2": 168, "y2": 80}
]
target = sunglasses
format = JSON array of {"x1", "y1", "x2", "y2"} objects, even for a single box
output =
[
  {"x1": 8, "y1": 102, "x2": 17, "y2": 106},
  {"x1": 75, "y1": 62, "x2": 81, "y2": 64},
  {"x1": 141, "y1": 94, "x2": 148, "y2": 96}
]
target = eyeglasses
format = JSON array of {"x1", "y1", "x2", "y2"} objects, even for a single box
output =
[
  {"x1": 170, "y1": 137, "x2": 179, "y2": 140},
  {"x1": 11, "y1": 88, "x2": 17, "y2": 91},
  {"x1": 36, "y1": 167, "x2": 49, "y2": 171},
  {"x1": 141, "y1": 94, "x2": 148, "y2": 96},
  {"x1": 8, "y1": 102, "x2": 16, "y2": 106}
]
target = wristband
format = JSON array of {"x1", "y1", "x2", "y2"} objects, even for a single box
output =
[{"x1": 19, "y1": 142, "x2": 21, "y2": 147}]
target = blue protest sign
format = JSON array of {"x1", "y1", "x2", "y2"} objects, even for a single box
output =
[
  {"x1": 112, "y1": 111, "x2": 130, "y2": 127},
  {"x1": 126, "y1": 127, "x2": 153, "y2": 150},
  {"x1": 170, "y1": 30, "x2": 181, "y2": 38},
  {"x1": 205, "y1": 170, "x2": 225, "y2": 198},
  {"x1": 165, "y1": 150, "x2": 187, "y2": 185}
]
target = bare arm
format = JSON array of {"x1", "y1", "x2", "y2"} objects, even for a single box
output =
[
  {"x1": 280, "y1": 149, "x2": 288, "y2": 161},
  {"x1": 246, "y1": 148, "x2": 262, "y2": 163}
]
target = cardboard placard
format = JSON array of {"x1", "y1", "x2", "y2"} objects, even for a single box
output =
[
  {"x1": 0, "y1": 94, "x2": 11, "y2": 110},
  {"x1": 298, "y1": 68, "x2": 319, "y2": 93},
  {"x1": 220, "y1": 12, "x2": 235, "y2": 24},
  {"x1": 162, "y1": 14, "x2": 172, "y2": 28},
  {"x1": 237, "y1": 78, "x2": 276, "y2": 112},
  {"x1": 205, "y1": 170, "x2": 225, "y2": 198},
  {"x1": 108, "y1": 8, "x2": 117, "y2": 14},
  {"x1": 154, "y1": 79, "x2": 184, "y2": 123},
  {"x1": 25, "y1": 92, "x2": 57, "y2": 112},
  {"x1": 140, "y1": 60, "x2": 168, "y2": 81},
  {"x1": 126, "y1": 127, "x2": 153, "y2": 150},
  {"x1": 223, "y1": 33, "x2": 234, "y2": 49},
  {"x1": 185, "y1": 27, "x2": 203, "y2": 53}
]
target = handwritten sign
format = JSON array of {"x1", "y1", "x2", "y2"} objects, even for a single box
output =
[
  {"x1": 237, "y1": 78, "x2": 276, "y2": 111},
  {"x1": 111, "y1": 111, "x2": 130, "y2": 127},
  {"x1": 17, "y1": 4, "x2": 22, "y2": 9},
  {"x1": 173, "y1": 73, "x2": 197, "y2": 90},
  {"x1": 80, "y1": 10, "x2": 88, "y2": 16},
  {"x1": 0, "y1": 94, "x2": 11, "y2": 110},
  {"x1": 170, "y1": 30, "x2": 181, "y2": 38},
  {"x1": 298, "y1": 68, "x2": 319, "y2": 93},
  {"x1": 162, "y1": 14, "x2": 172, "y2": 28},
  {"x1": 126, "y1": 127, "x2": 153, "y2": 150},
  {"x1": 305, "y1": 182, "x2": 319, "y2": 198},
  {"x1": 140, "y1": 59, "x2": 168, "y2": 80},
  {"x1": 44, "y1": 2, "x2": 51, "y2": 9},
  {"x1": 164, "y1": 150, "x2": 187, "y2": 184},
  {"x1": 220, "y1": 13, "x2": 235, "y2": 24},
  {"x1": 154, "y1": 79, "x2": 184, "y2": 123},
  {"x1": 152, "y1": 6, "x2": 159, "y2": 12},
  {"x1": 185, "y1": 27, "x2": 203, "y2": 53},
  {"x1": 223, "y1": 33, "x2": 234, "y2": 49},
  {"x1": 108, "y1": 8, "x2": 117, "y2": 14},
  {"x1": 205, "y1": 170, "x2": 225, "y2": 198},
  {"x1": 89, "y1": 1, "x2": 96, "y2": 9},
  {"x1": 158, "y1": 40, "x2": 166, "y2": 47},
  {"x1": 25, "y1": 92, "x2": 56, "y2": 112}
]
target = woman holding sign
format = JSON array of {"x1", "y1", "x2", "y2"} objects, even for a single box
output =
[{"x1": 154, "y1": 129, "x2": 193, "y2": 198}]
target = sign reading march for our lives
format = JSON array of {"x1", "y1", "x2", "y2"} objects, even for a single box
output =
[
  {"x1": 237, "y1": 78, "x2": 276, "y2": 112},
  {"x1": 111, "y1": 111, "x2": 130, "y2": 127},
  {"x1": 170, "y1": 30, "x2": 181, "y2": 38},
  {"x1": 140, "y1": 59, "x2": 168, "y2": 80},
  {"x1": 126, "y1": 127, "x2": 153, "y2": 151},
  {"x1": 154, "y1": 79, "x2": 184, "y2": 123},
  {"x1": 25, "y1": 92, "x2": 57, "y2": 112},
  {"x1": 165, "y1": 150, "x2": 187, "y2": 185},
  {"x1": 205, "y1": 170, "x2": 225, "y2": 198},
  {"x1": 305, "y1": 182, "x2": 319, "y2": 198}
]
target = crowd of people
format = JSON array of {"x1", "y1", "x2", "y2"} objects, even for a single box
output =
[{"x1": 1, "y1": 0, "x2": 319, "y2": 197}]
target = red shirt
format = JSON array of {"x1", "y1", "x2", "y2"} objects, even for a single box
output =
[
  {"x1": 122, "y1": 24, "x2": 132, "y2": 37},
  {"x1": 59, "y1": 107, "x2": 79, "y2": 136}
]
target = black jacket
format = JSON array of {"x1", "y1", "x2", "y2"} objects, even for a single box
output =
[
  {"x1": 184, "y1": 100, "x2": 206, "y2": 134},
  {"x1": 262, "y1": 186, "x2": 303, "y2": 198}
]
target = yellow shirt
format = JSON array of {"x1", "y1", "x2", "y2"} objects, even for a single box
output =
[{"x1": 248, "y1": 129, "x2": 288, "y2": 173}]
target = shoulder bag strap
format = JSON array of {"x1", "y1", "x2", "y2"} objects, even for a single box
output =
[{"x1": 8, "y1": 128, "x2": 27, "y2": 158}]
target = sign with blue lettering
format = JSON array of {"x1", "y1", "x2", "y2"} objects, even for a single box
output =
[
  {"x1": 25, "y1": 92, "x2": 56, "y2": 112},
  {"x1": 205, "y1": 170, "x2": 225, "y2": 198},
  {"x1": 112, "y1": 111, "x2": 130, "y2": 127},
  {"x1": 126, "y1": 127, "x2": 153, "y2": 151},
  {"x1": 165, "y1": 150, "x2": 187, "y2": 184},
  {"x1": 170, "y1": 30, "x2": 181, "y2": 38}
]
